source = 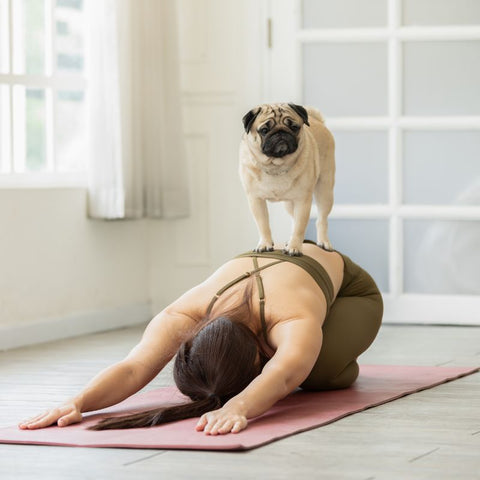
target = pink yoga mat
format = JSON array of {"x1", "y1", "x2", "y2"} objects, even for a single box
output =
[{"x1": 1, "y1": 365, "x2": 477, "y2": 451}]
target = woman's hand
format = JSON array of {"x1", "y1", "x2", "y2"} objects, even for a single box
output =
[
  {"x1": 18, "y1": 402, "x2": 83, "y2": 430},
  {"x1": 195, "y1": 405, "x2": 248, "y2": 435}
]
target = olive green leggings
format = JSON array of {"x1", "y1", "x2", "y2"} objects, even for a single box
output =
[
  {"x1": 300, "y1": 245, "x2": 383, "y2": 391},
  {"x1": 237, "y1": 244, "x2": 383, "y2": 391}
]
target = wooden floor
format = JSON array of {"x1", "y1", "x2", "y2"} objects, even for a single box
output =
[{"x1": 0, "y1": 324, "x2": 479, "y2": 480}]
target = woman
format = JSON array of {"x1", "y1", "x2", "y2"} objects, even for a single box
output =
[{"x1": 18, "y1": 241, "x2": 382, "y2": 435}]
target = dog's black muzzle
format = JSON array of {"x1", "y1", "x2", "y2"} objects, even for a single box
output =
[{"x1": 262, "y1": 130, "x2": 298, "y2": 158}]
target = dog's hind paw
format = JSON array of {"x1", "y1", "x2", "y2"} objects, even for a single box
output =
[
  {"x1": 283, "y1": 242, "x2": 303, "y2": 256},
  {"x1": 317, "y1": 240, "x2": 333, "y2": 251},
  {"x1": 283, "y1": 248, "x2": 303, "y2": 257}
]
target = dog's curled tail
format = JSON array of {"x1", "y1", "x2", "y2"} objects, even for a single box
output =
[{"x1": 305, "y1": 107, "x2": 325, "y2": 124}]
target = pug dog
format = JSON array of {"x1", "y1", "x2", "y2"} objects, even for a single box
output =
[{"x1": 239, "y1": 103, "x2": 335, "y2": 256}]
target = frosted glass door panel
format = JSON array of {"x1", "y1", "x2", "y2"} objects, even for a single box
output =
[
  {"x1": 302, "y1": 0, "x2": 387, "y2": 29},
  {"x1": 303, "y1": 43, "x2": 388, "y2": 117},
  {"x1": 404, "y1": 42, "x2": 480, "y2": 115},
  {"x1": 333, "y1": 130, "x2": 388, "y2": 204},
  {"x1": 403, "y1": 0, "x2": 480, "y2": 26},
  {"x1": 404, "y1": 220, "x2": 480, "y2": 294},
  {"x1": 306, "y1": 219, "x2": 389, "y2": 292},
  {"x1": 403, "y1": 131, "x2": 480, "y2": 205}
]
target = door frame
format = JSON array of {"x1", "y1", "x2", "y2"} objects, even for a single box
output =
[{"x1": 261, "y1": 0, "x2": 480, "y2": 325}]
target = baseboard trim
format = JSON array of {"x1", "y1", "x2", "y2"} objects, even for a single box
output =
[
  {"x1": 383, "y1": 294, "x2": 480, "y2": 326},
  {"x1": 0, "y1": 303, "x2": 152, "y2": 351}
]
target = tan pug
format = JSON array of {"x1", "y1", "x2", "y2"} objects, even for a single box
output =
[{"x1": 239, "y1": 103, "x2": 335, "y2": 256}]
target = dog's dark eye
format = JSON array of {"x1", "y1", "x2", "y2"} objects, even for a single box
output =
[
  {"x1": 259, "y1": 127, "x2": 269, "y2": 136},
  {"x1": 285, "y1": 118, "x2": 300, "y2": 132}
]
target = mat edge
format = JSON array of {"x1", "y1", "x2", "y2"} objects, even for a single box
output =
[{"x1": 1, "y1": 365, "x2": 478, "y2": 451}]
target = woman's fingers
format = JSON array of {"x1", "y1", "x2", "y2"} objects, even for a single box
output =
[
  {"x1": 208, "y1": 418, "x2": 246, "y2": 435},
  {"x1": 205, "y1": 418, "x2": 224, "y2": 435},
  {"x1": 196, "y1": 412, "x2": 223, "y2": 434},
  {"x1": 18, "y1": 406, "x2": 76, "y2": 430},
  {"x1": 57, "y1": 410, "x2": 82, "y2": 427},
  {"x1": 195, "y1": 414, "x2": 208, "y2": 432},
  {"x1": 26, "y1": 412, "x2": 48, "y2": 423},
  {"x1": 19, "y1": 411, "x2": 56, "y2": 429},
  {"x1": 195, "y1": 408, "x2": 248, "y2": 435},
  {"x1": 26, "y1": 410, "x2": 62, "y2": 429},
  {"x1": 216, "y1": 419, "x2": 235, "y2": 435},
  {"x1": 18, "y1": 411, "x2": 48, "y2": 428},
  {"x1": 202, "y1": 416, "x2": 218, "y2": 435},
  {"x1": 231, "y1": 419, "x2": 246, "y2": 433}
]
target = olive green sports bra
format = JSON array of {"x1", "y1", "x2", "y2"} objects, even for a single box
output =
[{"x1": 206, "y1": 250, "x2": 335, "y2": 345}]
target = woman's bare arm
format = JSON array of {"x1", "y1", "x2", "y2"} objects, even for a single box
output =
[
  {"x1": 76, "y1": 306, "x2": 199, "y2": 413},
  {"x1": 19, "y1": 287, "x2": 205, "y2": 430},
  {"x1": 196, "y1": 316, "x2": 323, "y2": 434}
]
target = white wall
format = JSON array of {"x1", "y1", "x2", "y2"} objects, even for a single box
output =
[
  {"x1": 0, "y1": 0, "x2": 264, "y2": 349},
  {"x1": 148, "y1": 0, "x2": 264, "y2": 313},
  {"x1": 0, "y1": 188, "x2": 151, "y2": 349}
]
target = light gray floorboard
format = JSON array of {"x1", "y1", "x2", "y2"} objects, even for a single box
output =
[{"x1": 0, "y1": 324, "x2": 479, "y2": 480}]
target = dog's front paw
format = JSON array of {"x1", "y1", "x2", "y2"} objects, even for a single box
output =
[
  {"x1": 283, "y1": 241, "x2": 303, "y2": 257},
  {"x1": 317, "y1": 240, "x2": 333, "y2": 251},
  {"x1": 254, "y1": 239, "x2": 274, "y2": 253}
]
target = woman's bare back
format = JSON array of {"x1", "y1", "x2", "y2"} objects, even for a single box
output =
[{"x1": 194, "y1": 244, "x2": 345, "y2": 351}]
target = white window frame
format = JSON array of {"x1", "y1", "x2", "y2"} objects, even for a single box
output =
[
  {"x1": 262, "y1": 0, "x2": 480, "y2": 325},
  {"x1": 0, "y1": 0, "x2": 87, "y2": 188}
]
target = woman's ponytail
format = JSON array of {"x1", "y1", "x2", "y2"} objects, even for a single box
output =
[
  {"x1": 88, "y1": 395, "x2": 222, "y2": 430},
  {"x1": 89, "y1": 313, "x2": 261, "y2": 430}
]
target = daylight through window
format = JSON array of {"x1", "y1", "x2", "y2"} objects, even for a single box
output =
[{"x1": 0, "y1": 0, "x2": 86, "y2": 177}]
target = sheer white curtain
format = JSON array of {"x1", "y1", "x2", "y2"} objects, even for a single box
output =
[{"x1": 85, "y1": 0, "x2": 190, "y2": 219}]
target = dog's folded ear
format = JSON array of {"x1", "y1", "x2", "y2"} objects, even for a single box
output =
[
  {"x1": 288, "y1": 103, "x2": 310, "y2": 127},
  {"x1": 242, "y1": 107, "x2": 261, "y2": 133}
]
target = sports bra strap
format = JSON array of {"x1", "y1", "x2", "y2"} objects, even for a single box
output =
[
  {"x1": 206, "y1": 258, "x2": 283, "y2": 318},
  {"x1": 252, "y1": 257, "x2": 269, "y2": 343}
]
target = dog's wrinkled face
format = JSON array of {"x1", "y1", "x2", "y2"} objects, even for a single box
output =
[{"x1": 243, "y1": 103, "x2": 310, "y2": 158}]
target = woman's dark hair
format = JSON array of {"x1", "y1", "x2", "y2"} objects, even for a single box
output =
[{"x1": 89, "y1": 281, "x2": 264, "y2": 430}]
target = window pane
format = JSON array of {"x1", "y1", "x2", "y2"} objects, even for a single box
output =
[
  {"x1": 12, "y1": 0, "x2": 46, "y2": 75},
  {"x1": 0, "y1": 85, "x2": 10, "y2": 172},
  {"x1": 403, "y1": 131, "x2": 480, "y2": 205},
  {"x1": 404, "y1": 41, "x2": 480, "y2": 115},
  {"x1": 306, "y1": 218, "x2": 389, "y2": 292},
  {"x1": 56, "y1": 90, "x2": 86, "y2": 171},
  {"x1": 13, "y1": 87, "x2": 47, "y2": 172},
  {"x1": 0, "y1": 0, "x2": 9, "y2": 73},
  {"x1": 26, "y1": 89, "x2": 47, "y2": 171},
  {"x1": 302, "y1": 0, "x2": 387, "y2": 29},
  {"x1": 403, "y1": 0, "x2": 480, "y2": 26},
  {"x1": 55, "y1": 0, "x2": 85, "y2": 73},
  {"x1": 404, "y1": 220, "x2": 480, "y2": 294},
  {"x1": 303, "y1": 43, "x2": 388, "y2": 116},
  {"x1": 333, "y1": 130, "x2": 388, "y2": 204}
]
